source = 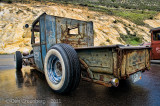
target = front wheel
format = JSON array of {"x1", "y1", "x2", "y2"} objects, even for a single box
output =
[
  {"x1": 15, "y1": 51, "x2": 22, "y2": 71},
  {"x1": 44, "y1": 44, "x2": 81, "y2": 93}
]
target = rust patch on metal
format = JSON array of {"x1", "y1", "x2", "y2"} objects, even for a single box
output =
[
  {"x1": 118, "y1": 48, "x2": 151, "y2": 78},
  {"x1": 79, "y1": 58, "x2": 93, "y2": 78},
  {"x1": 82, "y1": 77, "x2": 112, "y2": 87},
  {"x1": 55, "y1": 17, "x2": 94, "y2": 48},
  {"x1": 100, "y1": 75, "x2": 104, "y2": 81},
  {"x1": 112, "y1": 49, "x2": 118, "y2": 78}
]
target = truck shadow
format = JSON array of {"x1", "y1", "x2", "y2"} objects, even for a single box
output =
[
  {"x1": 104, "y1": 79, "x2": 150, "y2": 105},
  {"x1": 15, "y1": 68, "x2": 46, "y2": 88}
]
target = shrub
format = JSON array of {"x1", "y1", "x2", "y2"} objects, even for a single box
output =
[
  {"x1": 120, "y1": 34, "x2": 142, "y2": 45},
  {"x1": 8, "y1": 0, "x2": 12, "y2": 4},
  {"x1": 106, "y1": 38, "x2": 110, "y2": 42}
]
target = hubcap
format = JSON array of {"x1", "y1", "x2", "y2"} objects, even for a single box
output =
[
  {"x1": 54, "y1": 60, "x2": 62, "y2": 77},
  {"x1": 47, "y1": 55, "x2": 62, "y2": 84}
]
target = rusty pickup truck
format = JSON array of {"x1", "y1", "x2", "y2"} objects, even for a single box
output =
[{"x1": 15, "y1": 13, "x2": 151, "y2": 94}]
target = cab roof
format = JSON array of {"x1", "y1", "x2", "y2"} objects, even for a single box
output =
[{"x1": 150, "y1": 27, "x2": 160, "y2": 33}]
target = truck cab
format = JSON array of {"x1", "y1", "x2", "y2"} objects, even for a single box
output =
[
  {"x1": 30, "y1": 13, "x2": 93, "y2": 72},
  {"x1": 150, "y1": 27, "x2": 160, "y2": 60}
]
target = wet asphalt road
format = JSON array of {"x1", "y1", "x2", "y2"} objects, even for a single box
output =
[{"x1": 0, "y1": 55, "x2": 160, "y2": 106}]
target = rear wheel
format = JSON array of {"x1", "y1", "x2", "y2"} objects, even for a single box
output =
[
  {"x1": 15, "y1": 51, "x2": 22, "y2": 71},
  {"x1": 44, "y1": 44, "x2": 81, "y2": 93}
]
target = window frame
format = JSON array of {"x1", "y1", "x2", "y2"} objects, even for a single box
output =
[
  {"x1": 153, "y1": 31, "x2": 160, "y2": 41},
  {"x1": 31, "y1": 20, "x2": 40, "y2": 45},
  {"x1": 67, "y1": 26, "x2": 80, "y2": 36}
]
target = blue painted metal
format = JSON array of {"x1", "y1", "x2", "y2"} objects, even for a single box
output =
[
  {"x1": 40, "y1": 15, "x2": 46, "y2": 65},
  {"x1": 47, "y1": 55, "x2": 62, "y2": 84},
  {"x1": 33, "y1": 46, "x2": 43, "y2": 72},
  {"x1": 45, "y1": 15, "x2": 56, "y2": 50}
]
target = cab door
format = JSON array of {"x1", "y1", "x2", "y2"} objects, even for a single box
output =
[
  {"x1": 32, "y1": 21, "x2": 44, "y2": 72},
  {"x1": 39, "y1": 14, "x2": 46, "y2": 65},
  {"x1": 151, "y1": 31, "x2": 160, "y2": 60},
  {"x1": 39, "y1": 14, "x2": 56, "y2": 66}
]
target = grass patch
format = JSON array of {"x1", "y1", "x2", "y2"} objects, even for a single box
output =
[
  {"x1": 106, "y1": 38, "x2": 110, "y2": 42},
  {"x1": 120, "y1": 34, "x2": 142, "y2": 45},
  {"x1": 89, "y1": 6, "x2": 114, "y2": 15},
  {"x1": 47, "y1": 0, "x2": 158, "y2": 25},
  {"x1": 88, "y1": 5, "x2": 158, "y2": 25},
  {"x1": 119, "y1": 27, "x2": 142, "y2": 45},
  {"x1": 112, "y1": 10, "x2": 157, "y2": 25}
]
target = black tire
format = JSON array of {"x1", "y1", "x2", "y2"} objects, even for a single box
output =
[
  {"x1": 15, "y1": 70, "x2": 24, "y2": 88},
  {"x1": 44, "y1": 44, "x2": 81, "y2": 93},
  {"x1": 15, "y1": 51, "x2": 22, "y2": 70},
  {"x1": 58, "y1": 44, "x2": 81, "y2": 91}
]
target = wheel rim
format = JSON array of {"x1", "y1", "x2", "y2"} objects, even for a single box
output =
[{"x1": 47, "y1": 55, "x2": 62, "y2": 84}]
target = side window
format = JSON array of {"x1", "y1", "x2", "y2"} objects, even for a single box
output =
[
  {"x1": 153, "y1": 32, "x2": 160, "y2": 41},
  {"x1": 68, "y1": 27, "x2": 79, "y2": 35},
  {"x1": 34, "y1": 31, "x2": 40, "y2": 43},
  {"x1": 33, "y1": 22, "x2": 40, "y2": 44}
]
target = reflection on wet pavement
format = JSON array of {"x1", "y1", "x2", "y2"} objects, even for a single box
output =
[{"x1": 0, "y1": 55, "x2": 160, "y2": 105}]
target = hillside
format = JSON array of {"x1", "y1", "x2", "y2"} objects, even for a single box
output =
[{"x1": 0, "y1": 2, "x2": 160, "y2": 54}]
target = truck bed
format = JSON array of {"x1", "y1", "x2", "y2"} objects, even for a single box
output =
[{"x1": 75, "y1": 45, "x2": 151, "y2": 83}]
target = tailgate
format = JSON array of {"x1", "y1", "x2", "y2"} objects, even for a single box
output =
[{"x1": 118, "y1": 46, "x2": 151, "y2": 78}]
